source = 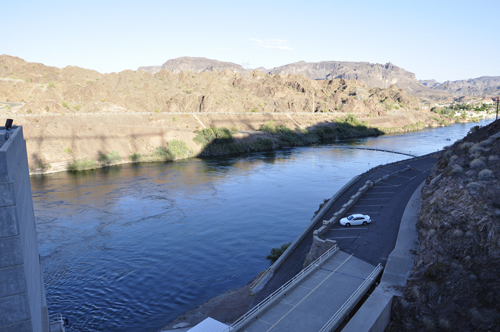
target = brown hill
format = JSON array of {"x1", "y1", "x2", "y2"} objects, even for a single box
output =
[
  {"x1": 139, "y1": 57, "x2": 453, "y2": 101},
  {"x1": 0, "y1": 54, "x2": 423, "y2": 115},
  {"x1": 0, "y1": 54, "x2": 459, "y2": 173}
]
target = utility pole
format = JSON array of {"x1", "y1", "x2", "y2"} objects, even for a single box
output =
[
  {"x1": 493, "y1": 96, "x2": 500, "y2": 120},
  {"x1": 312, "y1": 92, "x2": 315, "y2": 113}
]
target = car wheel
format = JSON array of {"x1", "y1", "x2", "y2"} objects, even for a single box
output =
[
  {"x1": 363, "y1": 221, "x2": 367, "y2": 225},
  {"x1": 345, "y1": 223, "x2": 350, "y2": 227}
]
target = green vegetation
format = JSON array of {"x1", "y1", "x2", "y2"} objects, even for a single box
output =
[
  {"x1": 194, "y1": 126, "x2": 274, "y2": 155},
  {"x1": 68, "y1": 159, "x2": 99, "y2": 171},
  {"x1": 48, "y1": 81, "x2": 55, "y2": 88},
  {"x1": 35, "y1": 161, "x2": 51, "y2": 171},
  {"x1": 193, "y1": 115, "x2": 382, "y2": 157},
  {"x1": 61, "y1": 100, "x2": 70, "y2": 109},
  {"x1": 155, "y1": 139, "x2": 190, "y2": 160},
  {"x1": 64, "y1": 147, "x2": 72, "y2": 154},
  {"x1": 98, "y1": 150, "x2": 122, "y2": 165},
  {"x1": 129, "y1": 153, "x2": 142, "y2": 162},
  {"x1": 266, "y1": 242, "x2": 291, "y2": 264}
]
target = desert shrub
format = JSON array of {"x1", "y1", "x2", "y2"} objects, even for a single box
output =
[
  {"x1": 64, "y1": 147, "x2": 72, "y2": 154},
  {"x1": 459, "y1": 142, "x2": 473, "y2": 150},
  {"x1": 99, "y1": 150, "x2": 122, "y2": 165},
  {"x1": 265, "y1": 242, "x2": 291, "y2": 264},
  {"x1": 259, "y1": 121, "x2": 278, "y2": 133},
  {"x1": 194, "y1": 127, "x2": 233, "y2": 146},
  {"x1": 230, "y1": 126, "x2": 239, "y2": 133},
  {"x1": 48, "y1": 81, "x2": 55, "y2": 88},
  {"x1": 61, "y1": 100, "x2": 70, "y2": 108},
  {"x1": 470, "y1": 158, "x2": 485, "y2": 169},
  {"x1": 156, "y1": 140, "x2": 190, "y2": 160},
  {"x1": 478, "y1": 169, "x2": 494, "y2": 180},
  {"x1": 67, "y1": 159, "x2": 98, "y2": 171},
  {"x1": 129, "y1": 153, "x2": 142, "y2": 162},
  {"x1": 451, "y1": 164, "x2": 463, "y2": 175}
]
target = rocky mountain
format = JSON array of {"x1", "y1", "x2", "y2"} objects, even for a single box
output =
[
  {"x1": 419, "y1": 79, "x2": 440, "y2": 88},
  {"x1": 422, "y1": 76, "x2": 500, "y2": 97},
  {"x1": 269, "y1": 61, "x2": 418, "y2": 88},
  {"x1": 139, "y1": 57, "x2": 452, "y2": 101},
  {"x1": 390, "y1": 120, "x2": 500, "y2": 331},
  {"x1": 160, "y1": 57, "x2": 245, "y2": 74},
  {"x1": 0, "y1": 54, "x2": 425, "y2": 116}
]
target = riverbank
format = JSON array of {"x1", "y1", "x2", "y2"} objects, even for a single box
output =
[{"x1": 11, "y1": 110, "x2": 490, "y2": 175}]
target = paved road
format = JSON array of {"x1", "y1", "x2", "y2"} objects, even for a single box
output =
[
  {"x1": 253, "y1": 155, "x2": 437, "y2": 305},
  {"x1": 324, "y1": 166, "x2": 432, "y2": 266},
  {"x1": 241, "y1": 251, "x2": 377, "y2": 332}
]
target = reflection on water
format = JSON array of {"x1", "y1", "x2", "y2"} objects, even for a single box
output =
[{"x1": 33, "y1": 120, "x2": 492, "y2": 331}]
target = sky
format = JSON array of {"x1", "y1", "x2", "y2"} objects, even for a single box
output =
[{"x1": 1, "y1": 0, "x2": 499, "y2": 82}]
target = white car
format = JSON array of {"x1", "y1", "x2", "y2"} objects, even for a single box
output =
[{"x1": 339, "y1": 214, "x2": 371, "y2": 227}]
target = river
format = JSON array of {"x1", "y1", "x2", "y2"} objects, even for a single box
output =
[{"x1": 32, "y1": 120, "x2": 492, "y2": 331}]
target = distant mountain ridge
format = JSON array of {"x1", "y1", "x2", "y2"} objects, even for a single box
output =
[
  {"x1": 137, "y1": 57, "x2": 498, "y2": 98},
  {"x1": 420, "y1": 76, "x2": 500, "y2": 97},
  {"x1": 139, "y1": 57, "x2": 450, "y2": 100}
]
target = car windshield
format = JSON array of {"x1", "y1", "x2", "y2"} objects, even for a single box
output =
[{"x1": 347, "y1": 215, "x2": 353, "y2": 220}]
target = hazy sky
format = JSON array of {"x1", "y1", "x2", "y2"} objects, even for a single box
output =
[{"x1": 2, "y1": 0, "x2": 499, "y2": 82}]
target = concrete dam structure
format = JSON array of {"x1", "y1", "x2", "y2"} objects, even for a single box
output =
[{"x1": 0, "y1": 124, "x2": 49, "y2": 332}]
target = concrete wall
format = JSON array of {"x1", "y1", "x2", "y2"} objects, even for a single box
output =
[{"x1": 0, "y1": 126, "x2": 48, "y2": 332}]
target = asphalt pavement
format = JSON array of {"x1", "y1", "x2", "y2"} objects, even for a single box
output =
[
  {"x1": 253, "y1": 155, "x2": 437, "y2": 304},
  {"x1": 324, "y1": 166, "x2": 432, "y2": 266}
]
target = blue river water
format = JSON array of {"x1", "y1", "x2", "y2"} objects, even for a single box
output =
[{"x1": 31, "y1": 120, "x2": 492, "y2": 331}]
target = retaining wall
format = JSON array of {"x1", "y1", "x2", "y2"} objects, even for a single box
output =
[{"x1": 0, "y1": 126, "x2": 49, "y2": 332}]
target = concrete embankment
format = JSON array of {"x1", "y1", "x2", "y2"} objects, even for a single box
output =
[{"x1": 0, "y1": 109, "x2": 460, "y2": 174}]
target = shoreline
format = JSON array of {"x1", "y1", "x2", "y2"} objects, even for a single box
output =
[{"x1": 27, "y1": 114, "x2": 491, "y2": 176}]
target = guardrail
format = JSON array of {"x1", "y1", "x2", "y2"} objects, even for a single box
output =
[
  {"x1": 318, "y1": 263, "x2": 383, "y2": 332},
  {"x1": 226, "y1": 244, "x2": 339, "y2": 332}
]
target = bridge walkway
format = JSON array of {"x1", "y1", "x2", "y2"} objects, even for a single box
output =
[{"x1": 239, "y1": 251, "x2": 378, "y2": 332}]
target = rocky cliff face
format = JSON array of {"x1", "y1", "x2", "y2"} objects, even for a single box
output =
[
  {"x1": 390, "y1": 120, "x2": 500, "y2": 331},
  {"x1": 160, "y1": 57, "x2": 245, "y2": 74},
  {"x1": 139, "y1": 57, "x2": 452, "y2": 100},
  {"x1": 422, "y1": 76, "x2": 500, "y2": 97},
  {"x1": 269, "y1": 61, "x2": 420, "y2": 89}
]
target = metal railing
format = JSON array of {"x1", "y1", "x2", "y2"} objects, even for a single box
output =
[
  {"x1": 225, "y1": 244, "x2": 339, "y2": 332},
  {"x1": 318, "y1": 263, "x2": 383, "y2": 332},
  {"x1": 249, "y1": 266, "x2": 273, "y2": 292}
]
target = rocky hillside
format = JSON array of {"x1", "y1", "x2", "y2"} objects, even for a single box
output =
[
  {"x1": 421, "y1": 76, "x2": 500, "y2": 97},
  {"x1": 0, "y1": 54, "x2": 423, "y2": 115},
  {"x1": 139, "y1": 57, "x2": 452, "y2": 101},
  {"x1": 390, "y1": 120, "x2": 500, "y2": 331},
  {"x1": 0, "y1": 54, "x2": 466, "y2": 173}
]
